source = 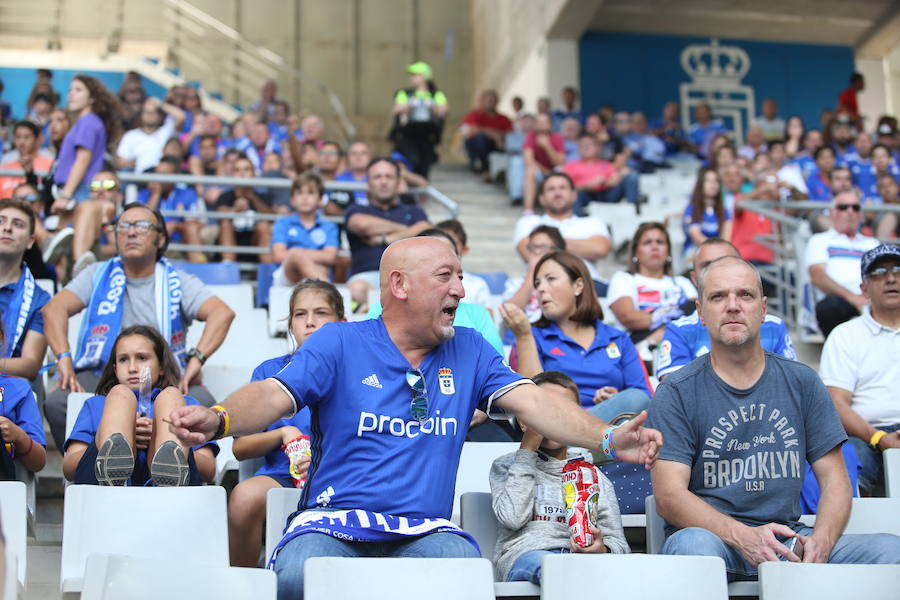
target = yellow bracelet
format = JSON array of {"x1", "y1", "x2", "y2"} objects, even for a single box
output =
[
  {"x1": 210, "y1": 405, "x2": 231, "y2": 439},
  {"x1": 870, "y1": 430, "x2": 887, "y2": 448}
]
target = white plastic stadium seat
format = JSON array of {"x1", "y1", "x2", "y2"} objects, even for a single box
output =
[
  {"x1": 64, "y1": 392, "x2": 95, "y2": 442},
  {"x1": 4, "y1": 549, "x2": 18, "y2": 600},
  {"x1": 303, "y1": 557, "x2": 495, "y2": 600},
  {"x1": 60, "y1": 485, "x2": 228, "y2": 593},
  {"x1": 0, "y1": 482, "x2": 28, "y2": 594},
  {"x1": 265, "y1": 487, "x2": 303, "y2": 565},
  {"x1": 208, "y1": 283, "x2": 255, "y2": 314},
  {"x1": 758, "y1": 562, "x2": 900, "y2": 599},
  {"x1": 80, "y1": 553, "x2": 277, "y2": 600},
  {"x1": 541, "y1": 554, "x2": 728, "y2": 600},
  {"x1": 884, "y1": 448, "x2": 900, "y2": 498},
  {"x1": 452, "y1": 442, "x2": 519, "y2": 523}
]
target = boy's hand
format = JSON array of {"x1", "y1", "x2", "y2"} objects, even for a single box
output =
[{"x1": 519, "y1": 427, "x2": 543, "y2": 452}]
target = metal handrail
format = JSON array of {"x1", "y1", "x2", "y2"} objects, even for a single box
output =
[{"x1": 160, "y1": 0, "x2": 357, "y2": 143}]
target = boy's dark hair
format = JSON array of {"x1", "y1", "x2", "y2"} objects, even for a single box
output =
[
  {"x1": 532, "y1": 371, "x2": 580, "y2": 402},
  {"x1": 435, "y1": 219, "x2": 467, "y2": 248},
  {"x1": 0, "y1": 197, "x2": 36, "y2": 235},
  {"x1": 13, "y1": 120, "x2": 39, "y2": 137},
  {"x1": 529, "y1": 225, "x2": 566, "y2": 250},
  {"x1": 291, "y1": 172, "x2": 325, "y2": 197},
  {"x1": 417, "y1": 228, "x2": 459, "y2": 255}
]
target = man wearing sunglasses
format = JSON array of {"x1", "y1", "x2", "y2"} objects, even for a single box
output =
[
  {"x1": 42, "y1": 202, "x2": 235, "y2": 450},
  {"x1": 805, "y1": 190, "x2": 879, "y2": 337},
  {"x1": 819, "y1": 244, "x2": 900, "y2": 495},
  {"x1": 168, "y1": 236, "x2": 661, "y2": 598}
]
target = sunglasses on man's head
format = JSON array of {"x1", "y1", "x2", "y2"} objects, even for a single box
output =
[
  {"x1": 834, "y1": 203, "x2": 861, "y2": 212},
  {"x1": 406, "y1": 368, "x2": 429, "y2": 423},
  {"x1": 90, "y1": 179, "x2": 119, "y2": 191}
]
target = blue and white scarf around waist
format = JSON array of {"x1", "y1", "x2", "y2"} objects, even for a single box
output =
[
  {"x1": 1, "y1": 264, "x2": 35, "y2": 359},
  {"x1": 74, "y1": 257, "x2": 186, "y2": 373},
  {"x1": 267, "y1": 509, "x2": 479, "y2": 568}
]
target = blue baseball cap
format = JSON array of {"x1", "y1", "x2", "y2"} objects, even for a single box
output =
[{"x1": 861, "y1": 244, "x2": 900, "y2": 278}]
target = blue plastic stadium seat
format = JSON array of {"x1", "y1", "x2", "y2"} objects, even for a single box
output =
[
  {"x1": 171, "y1": 261, "x2": 240, "y2": 285},
  {"x1": 471, "y1": 272, "x2": 508, "y2": 296},
  {"x1": 209, "y1": 92, "x2": 224, "y2": 101},
  {"x1": 256, "y1": 263, "x2": 280, "y2": 307}
]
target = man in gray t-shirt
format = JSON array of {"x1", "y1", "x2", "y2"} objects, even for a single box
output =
[
  {"x1": 41, "y1": 203, "x2": 236, "y2": 450},
  {"x1": 648, "y1": 256, "x2": 900, "y2": 581}
]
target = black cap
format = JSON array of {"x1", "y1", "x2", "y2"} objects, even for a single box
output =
[{"x1": 861, "y1": 244, "x2": 900, "y2": 278}]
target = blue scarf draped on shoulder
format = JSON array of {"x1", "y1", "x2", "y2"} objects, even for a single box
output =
[
  {"x1": 74, "y1": 257, "x2": 186, "y2": 374},
  {"x1": 1, "y1": 263, "x2": 36, "y2": 359}
]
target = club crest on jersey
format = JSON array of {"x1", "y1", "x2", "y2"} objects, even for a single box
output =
[
  {"x1": 438, "y1": 368, "x2": 455, "y2": 395},
  {"x1": 606, "y1": 343, "x2": 621, "y2": 359}
]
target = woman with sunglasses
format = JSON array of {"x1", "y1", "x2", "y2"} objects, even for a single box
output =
[
  {"x1": 228, "y1": 280, "x2": 345, "y2": 567},
  {"x1": 62, "y1": 325, "x2": 216, "y2": 486},
  {"x1": 67, "y1": 169, "x2": 123, "y2": 276},
  {"x1": 501, "y1": 251, "x2": 651, "y2": 423}
]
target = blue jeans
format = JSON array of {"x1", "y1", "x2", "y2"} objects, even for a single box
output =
[
  {"x1": 273, "y1": 532, "x2": 479, "y2": 600},
  {"x1": 507, "y1": 154, "x2": 524, "y2": 200},
  {"x1": 464, "y1": 133, "x2": 497, "y2": 172},
  {"x1": 661, "y1": 526, "x2": 900, "y2": 582},
  {"x1": 587, "y1": 387, "x2": 651, "y2": 423},
  {"x1": 506, "y1": 548, "x2": 569, "y2": 584},
  {"x1": 848, "y1": 423, "x2": 900, "y2": 494}
]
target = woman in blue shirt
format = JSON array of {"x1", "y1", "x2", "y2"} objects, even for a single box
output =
[
  {"x1": 228, "y1": 279, "x2": 345, "y2": 567},
  {"x1": 0, "y1": 327, "x2": 47, "y2": 479},
  {"x1": 501, "y1": 251, "x2": 652, "y2": 423},
  {"x1": 62, "y1": 325, "x2": 217, "y2": 486},
  {"x1": 683, "y1": 166, "x2": 732, "y2": 257}
]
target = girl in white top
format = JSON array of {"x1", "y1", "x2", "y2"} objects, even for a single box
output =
[{"x1": 607, "y1": 222, "x2": 697, "y2": 344}]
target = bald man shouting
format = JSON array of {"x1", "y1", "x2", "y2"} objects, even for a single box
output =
[{"x1": 169, "y1": 237, "x2": 661, "y2": 599}]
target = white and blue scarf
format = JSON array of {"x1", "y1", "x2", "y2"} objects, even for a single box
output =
[
  {"x1": 268, "y1": 509, "x2": 479, "y2": 567},
  {"x1": 1, "y1": 264, "x2": 36, "y2": 359},
  {"x1": 74, "y1": 257, "x2": 186, "y2": 373}
]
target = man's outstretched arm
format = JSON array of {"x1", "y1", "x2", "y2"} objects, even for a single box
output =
[{"x1": 493, "y1": 383, "x2": 662, "y2": 469}]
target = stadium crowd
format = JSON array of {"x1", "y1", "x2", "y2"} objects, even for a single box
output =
[{"x1": 0, "y1": 63, "x2": 899, "y2": 598}]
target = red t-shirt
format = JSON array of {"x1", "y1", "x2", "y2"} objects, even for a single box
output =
[
  {"x1": 563, "y1": 159, "x2": 618, "y2": 191},
  {"x1": 837, "y1": 87, "x2": 858, "y2": 117},
  {"x1": 524, "y1": 132, "x2": 565, "y2": 170},
  {"x1": 732, "y1": 197, "x2": 775, "y2": 263},
  {"x1": 461, "y1": 109, "x2": 513, "y2": 133}
]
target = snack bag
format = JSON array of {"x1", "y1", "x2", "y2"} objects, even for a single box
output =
[
  {"x1": 562, "y1": 458, "x2": 600, "y2": 547},
  {"x1": 283, "y1": 435, "x2": 311, "y2": 489}
]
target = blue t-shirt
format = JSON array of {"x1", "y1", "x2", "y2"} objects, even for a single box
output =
[
  {"x1": 851, "y1": 161, "x2": 900, "y2": 202},
  {"x1": 513, "y1": 319, "x2": 652, "y2": 409},
  {"x1": 688, "y1": 121, "x2": 727, "y2": 157},
  {"x1": 333, "y1": 170, "x2": 368, "y2": 204},
  {"x1": 683, "y1": 204, "x2": 732, "y2": 252},
  {"x1": 66, "y1": 389, "x2": 218, "y2": 462},
  {"x1": 792, "y1": 155, "x2": 818, "y2": 180},
  {"x1": 657, "y1": 313, "x2": 797, "y2": 379},
  {"x1": 345, "y1": 203, "x2": 429, "y2": 275},
  {"x1": 805, "y1": 171, "x2": 833, "y2": 203},
  {"x1": 0, "y1": 374, "x2": 47, "y2": 449},
  {"x1": 647, "y1": 353, "x2": 847, "y2": 532},
  {"x1": 271, "y1": 214, "x2": 339, "y2": 251},
  {"x1": 270, "y1": 318, "x2": 527, "y2": 519},
  {"x1": 137, "y1": 186, "x2": 202, "y2": 243},
  {"x1": 649, "y1": 119, "x2": 687, "y2": 156},
  {"x1": 0, "y1": 275, "x2": 51, "y2": 358},
  {"x1": 250, "y1": 354, "x2": 311, "y2": 481}
]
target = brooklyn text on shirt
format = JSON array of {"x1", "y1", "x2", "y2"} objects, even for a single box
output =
[{"x1": 701, "y1": 403, "x2": 801, "y2": 492}]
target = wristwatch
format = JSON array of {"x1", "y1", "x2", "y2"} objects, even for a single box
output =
[{"x1": 186, "y1": 347, "x2": 208, "y2": 366}]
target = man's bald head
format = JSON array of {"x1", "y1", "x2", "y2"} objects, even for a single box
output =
[{"x1": 380, "y1": 237, "x2": 460, "y2": 304}]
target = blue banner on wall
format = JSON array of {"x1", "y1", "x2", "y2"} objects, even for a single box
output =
[{"x1": 579, "y1": 32, "x2": 854, "y2": 139}]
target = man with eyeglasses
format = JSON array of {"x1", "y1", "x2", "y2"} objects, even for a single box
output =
[
  {"x1": 805, "y1": 190, "x2": 879, "y2": 337},
  {"x1": 167, "y1": 236, "x2": 662, "y2": 598},
  {"x1": 41, "y1": 202, "x2": 235, "y2": 451},
  {"x1": 819, "y1": 244, "x2": 900, "y2": 494}
]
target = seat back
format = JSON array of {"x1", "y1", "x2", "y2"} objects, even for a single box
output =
[
  {"x1": 645, "y1": 494, "x2": 665, "y2": 554},
  {"x1": 65, "y1": 392, "x2": 95, "y2": 443},
  {"x1": 884, "y1": 449, "x2": 899, "y2": 498},
  {"x1": 541, "y1": 554, "x2": 728, "y2": 600},
  {"x1": 60, "y1": 486, "x2": 229, "y2": 593},
  {"x1": 459, "y1": 492, "x2": 498, "y2": 560},
  {"x1": 453, "y1": 442, "x2": 519, "y2": 521},
  {"x1": 265, "y1": 487, "x2": 303, "y2": 564},
  {"x1": 171, "y1": 261, "x2": 241, "y2": 285},
  {"x1": 469, "y1": 272, "x2": 508, "y2": 296},
  {"x1": 80, "y1": 552, "x2": 277, "y2": 600},
  {"x1": 758, "y1": 562, "x2": 900, "y2": 599},
  {"x1": 303, "y1": 557, "x2": 495, "y2": 600},
  {"x1": 0, "y1": 482, "x2": 27, "y2": 589},
  {"x1": 208, "y1": 283, "x2": 255, "y2": 314}
]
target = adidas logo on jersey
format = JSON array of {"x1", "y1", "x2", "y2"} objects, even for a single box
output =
[{"x1": 361, "y1": 374, "x2": 382, "y2": 389}]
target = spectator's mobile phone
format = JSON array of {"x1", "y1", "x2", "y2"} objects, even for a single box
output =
[{"x1": 777, "y1": 536, "x2": 798, "y2": 561}]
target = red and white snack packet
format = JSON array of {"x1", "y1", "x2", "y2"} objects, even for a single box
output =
[
  {"x1": 562, "y1": 458, "x2": 600, "y2": 547},
  {"x1": 283, "y1": 435, "x2": 311, "y2": 489}
]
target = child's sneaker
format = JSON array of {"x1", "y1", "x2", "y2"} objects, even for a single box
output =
[
  {"x1": 150, "y1": 441, "x2": 190, "y2": 486},
  {"x1": 95, "y1": 433, "x2": 135, "y2": 486}
]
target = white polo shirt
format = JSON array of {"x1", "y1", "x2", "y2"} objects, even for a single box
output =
[
  {"x1": 804, "y1": 229, "x2": 879, "y2": 297},
  {"x1": 513, "y1": 213, "x2": 610, "y2": 280},
  {"x1": 819, "y1": 307, "x2": 900, "y2": 427}
]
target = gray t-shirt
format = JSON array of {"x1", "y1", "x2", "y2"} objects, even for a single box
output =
[
  {"x1": 66, "y1": 260, "x2": 213, "y2": 331},
  {"x1": 647, "y1": 352, "x2": 846, "y2": 530}
]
